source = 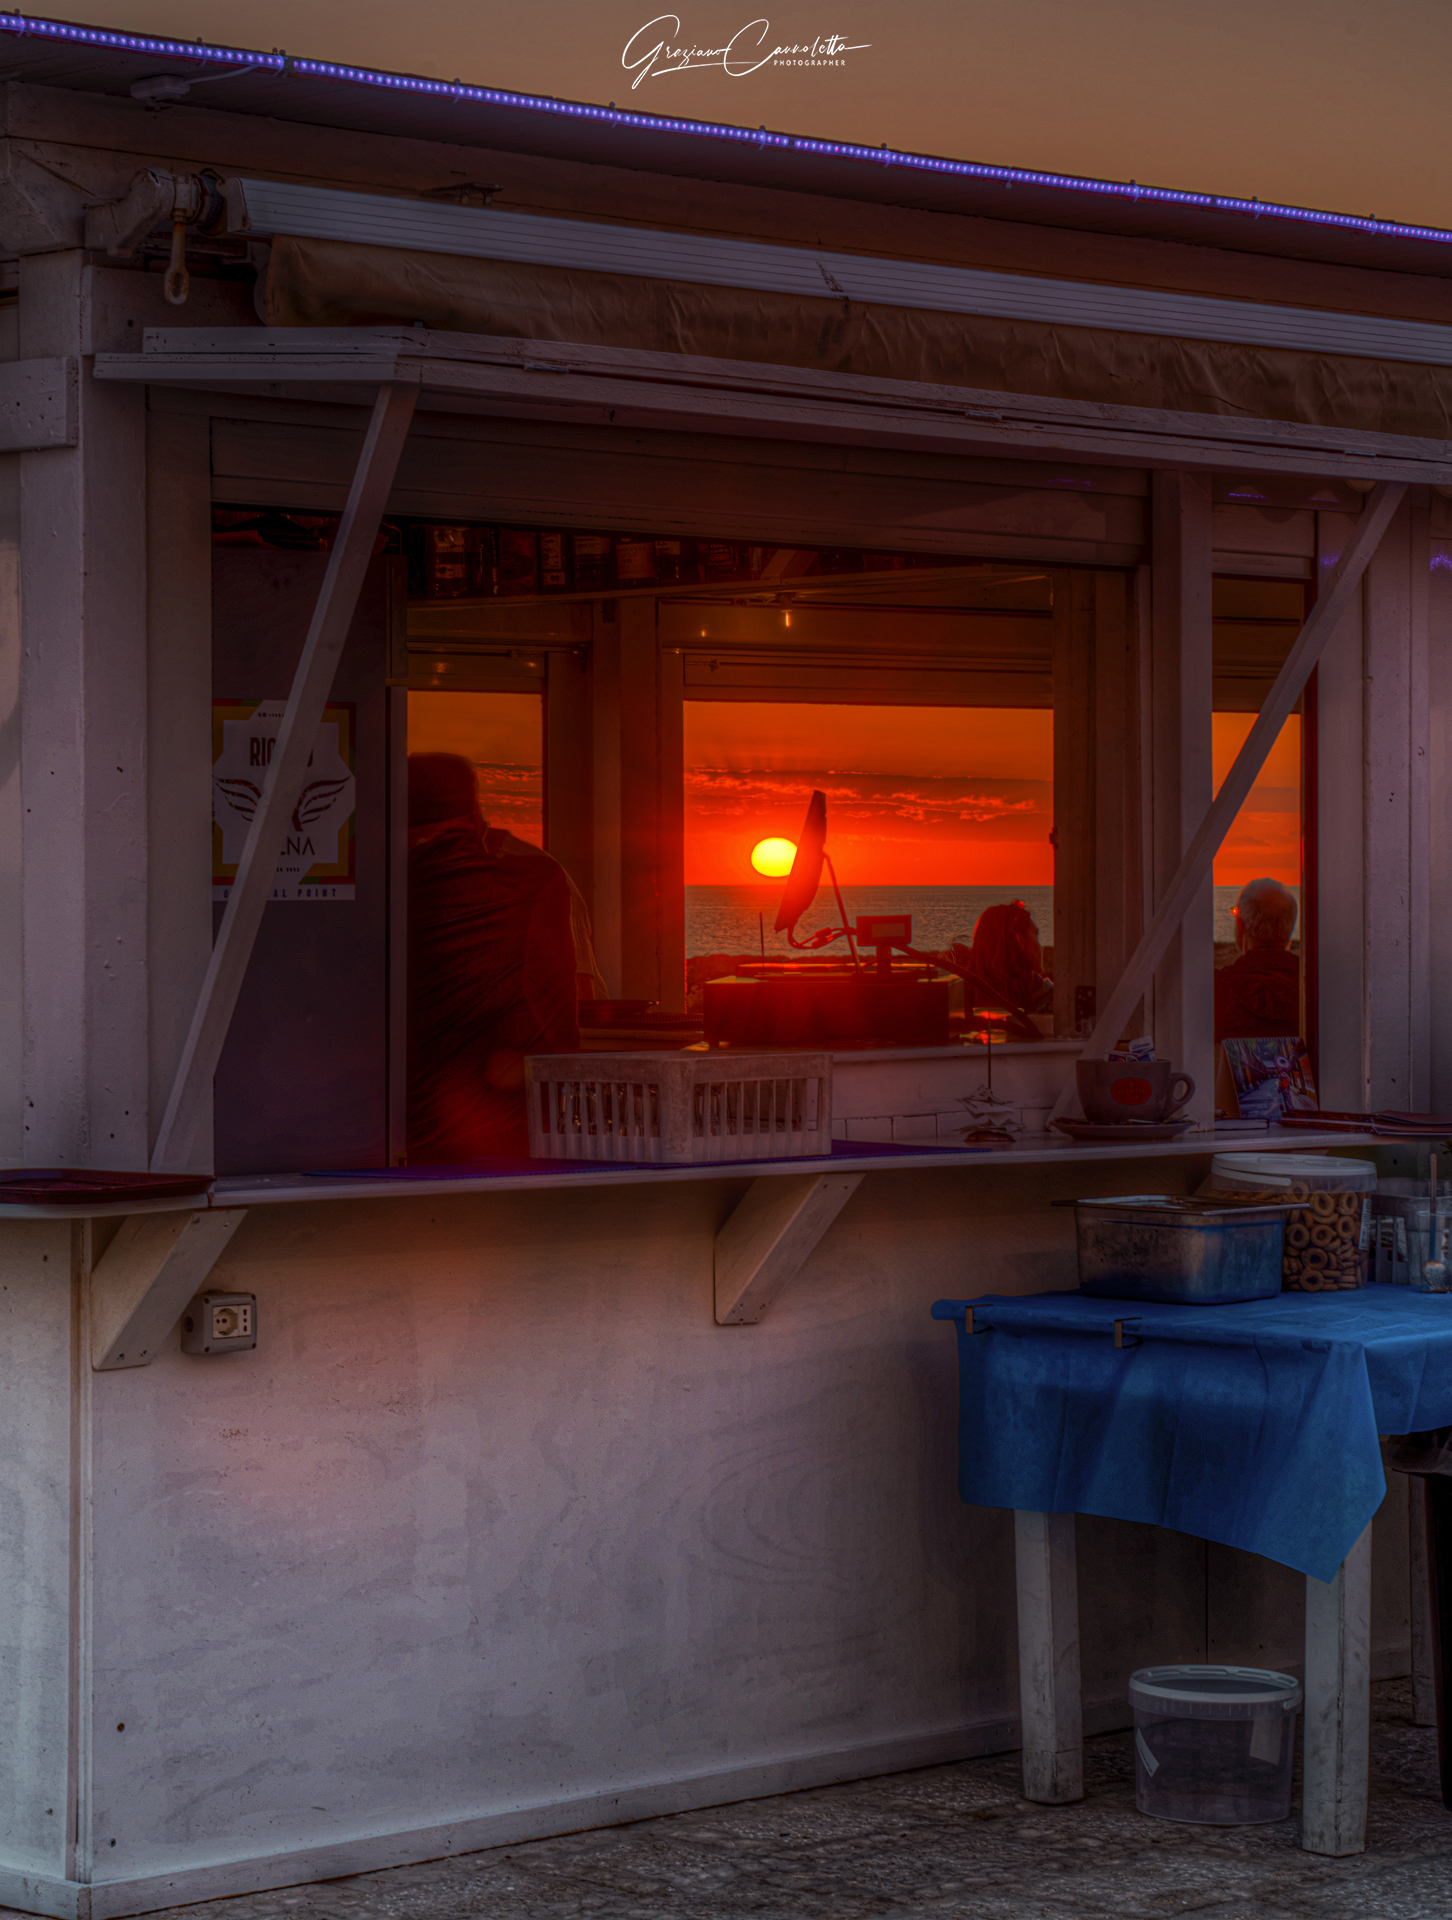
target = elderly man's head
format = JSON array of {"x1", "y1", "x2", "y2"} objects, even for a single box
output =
[
  {"x1": 408, "y1": 753, "x2": 484, "y2": 835},
  {"x1": 1234, "y1": 877, "x2": 1298, "y2": 951}
]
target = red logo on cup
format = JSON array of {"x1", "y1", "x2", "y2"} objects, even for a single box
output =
[{"x1": 1111, "y1": 1076, "x2": 1153, "y2": 1106}]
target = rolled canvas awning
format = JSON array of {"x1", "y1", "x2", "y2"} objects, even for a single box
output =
[
  {"x1": 216, "y1": 178, "x2": 1452, "y2": 437},
  {"x1": 261, "y1": 234, "x2": 1452, "y2": 442}
]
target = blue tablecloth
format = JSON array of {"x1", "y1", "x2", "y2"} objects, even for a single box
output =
[{"x1": 930, "y1": 1285, "x2": 1452, "y2": 1581}]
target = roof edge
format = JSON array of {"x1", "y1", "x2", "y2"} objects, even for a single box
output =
[{"x1": 8, "y1": 8, "x2": 1452, "y2": 256}]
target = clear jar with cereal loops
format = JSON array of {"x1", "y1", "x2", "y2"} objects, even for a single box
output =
[
  {"x1": 1205, "y1": 1153, "x2": 1377, "y2": 1292},
  {"x1": 1279, "y1": 1182, "x2": 1369, "y2": 1291}
]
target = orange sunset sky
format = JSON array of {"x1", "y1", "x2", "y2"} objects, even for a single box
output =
[
  {"x1": 411, "y1": 692, "x2": 1301, "y2": 890},
  {"x1": 683, "y1": 704, "x2": 1052, "y2": 886}
]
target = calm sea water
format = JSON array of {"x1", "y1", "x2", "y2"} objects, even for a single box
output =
[{"x1": 684, "y1": 884, "x2": 1300, "y2": 957}]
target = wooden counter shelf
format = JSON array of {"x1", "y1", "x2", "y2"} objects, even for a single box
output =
[{"x1": 0, "y1": 1130, "x2": 1383, "y2": 1356}]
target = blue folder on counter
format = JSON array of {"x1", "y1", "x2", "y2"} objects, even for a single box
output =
[{"x1": 931, "y1": 1285, "x2": 1452, "y2": 1582}]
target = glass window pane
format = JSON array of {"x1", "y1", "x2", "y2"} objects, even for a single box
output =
[
  {"x1": 407, "y1": 691, "x2": 543, "y2": 846},
  {"x1": 683, "y1": 701, "x2": 1053, "y2": 961},
  {"x1": 1211, "y1": 712, "x2": 1301, "y2": 947}
]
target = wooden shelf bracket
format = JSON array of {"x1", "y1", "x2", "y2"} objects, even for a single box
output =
[
  {"x1": 713, "y1": 1171, "x2": 863, "y2": 1325},
  {"x1": 91, "y1": 1208, "x2": 249, "y2": 1371}
]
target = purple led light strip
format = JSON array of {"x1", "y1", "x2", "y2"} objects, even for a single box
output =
[
  {"x1": 4, "y1": 9, "x2": 1451, "y2": 250},
  {"x1": 0, "y1": 12, "x2": 277, "y2": 66}
]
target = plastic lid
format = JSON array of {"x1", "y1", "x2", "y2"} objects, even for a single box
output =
[
  {"x1": 1128, "y1": 1665, "x2": 1303, "y2": 1715},
  {"x1": 1210, "y1": 1152, "x2": 1377, "y2": 1192}
]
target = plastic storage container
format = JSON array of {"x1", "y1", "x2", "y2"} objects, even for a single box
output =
[
  {"x1": 1129, "y1": 1665, "x2": 1303, "y2": 1825},
  {"x1": 1406, "y1": 1205, "x2": 1451, "y2": 1291},
  {"x1": 1207, "y1": 1153, "x2": 1377, "y2": 1291},
  {"x1": 1074, "y1": 1195, "x2": 1289, "y2": 1305},
  {"x1": 1371, "y1": 1179, "x2": 1452, "y2": 1285}
]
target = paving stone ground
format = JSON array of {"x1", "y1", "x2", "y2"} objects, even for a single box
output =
[{"x1": 18, "y1": 1681, "x2": 1452, "y2": 1920}]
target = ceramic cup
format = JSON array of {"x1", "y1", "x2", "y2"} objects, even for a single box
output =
[{"x1": 1076, "y1": 1059, "x2": 1195, "y2": 1125}]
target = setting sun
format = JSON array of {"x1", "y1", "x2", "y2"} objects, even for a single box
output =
[{"x1": 750, "y1": 837, "x2": 798, "y2": 878}]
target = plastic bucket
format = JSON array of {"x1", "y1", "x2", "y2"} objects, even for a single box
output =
[
  {"x1": 1208, "y1": 1153, "x2": 1376, "y2": 1195},
  {"x1": 1128, "y1": 1665, "x2": 1302, "y2": 1825}
]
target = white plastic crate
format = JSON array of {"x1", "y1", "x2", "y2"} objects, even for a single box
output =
[{"x1": 526, "y1": 1051, "x2": 833, "y2": 1163}]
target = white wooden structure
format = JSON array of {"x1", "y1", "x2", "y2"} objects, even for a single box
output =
[{"x1": 0, "y1": 18, "x2": 1447, "y2": 1916}]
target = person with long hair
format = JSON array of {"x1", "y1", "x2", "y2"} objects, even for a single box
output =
[{"x1": 952, "y1": 900, "x2": 1054, "y2": 1039}]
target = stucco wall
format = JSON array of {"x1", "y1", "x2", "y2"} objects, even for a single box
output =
[{"x1": 0, "y1": 1162, "x2": 1412, "y2": 1914}]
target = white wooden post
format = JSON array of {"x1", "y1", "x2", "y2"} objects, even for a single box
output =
[
  {"x1": 589, "y1": 597, "x2": 660, "y2": 1001},
  {"x1": 1314, "y1": 509, "x2": 1368, "y2": 1110},
  {"x1": 1149, "y1": 470, "x2": 1215, "y2": 1128},
  {"x1": 590, "y1": 603, "x2": 623, "y2": 998},
  {"x1": 1095, "y1": 571, "x2": 1144, "y2": 1039},
  {"x1": 1048, "y1": 481, "x2": 1406, "y2": 1123},
  {"x1": 1014, "y1": 1510, "x2": 1084, "y2": 1803},
  {"x1": 19, "y1": 253, "x2": 149, "y2": 1167},
  {"x1": 1302, "y1": 1520, "x2": 1372, "y2": 1856},
  {"x1": 145, "y1": 406, "x2": 216, "y2": 1168},
  {"x1": 1051, "y1": 569, "x2": 1095, "y2": 1038},
  {"x1": 1430, "y1": 494, "x2": 1452, "y2": 1112},
  {"x1": 150, "y1": 381, "x2": 417, "y2": 1173},
  {"x1": 1363, "y1": 491, "x2": 1432, "y2": 1109}
]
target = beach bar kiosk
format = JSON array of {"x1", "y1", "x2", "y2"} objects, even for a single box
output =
[{"x1": 1, "y1": 17, "x2": 1451, "y2": 1913}]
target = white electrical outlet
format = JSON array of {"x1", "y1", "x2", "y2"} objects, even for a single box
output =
[
  {"x1": 181, "y1": 1291, "x2": 257, "y2": 1356},
  {"x1": 211, "y1": 1302, "x2": 252, "y2": 1341}
]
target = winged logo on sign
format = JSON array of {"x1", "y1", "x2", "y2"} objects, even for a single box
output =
[
  {"x1": 214, "y1": 776, "x2": 262, "y2": 821},
  {"x1": 292, "y1": 778, "x2": 350, "y2": 833},
  {"x1": 212, "y1": 702, "x2": 356, "y2": 897}
]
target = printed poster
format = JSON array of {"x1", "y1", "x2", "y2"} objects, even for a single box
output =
[
  {"x1": 1221, "y1": 1036, "x2": 1319, "y2": 1120},
  {"x1": 212, "y1": 700, "x2": 357, "y2": 902}
]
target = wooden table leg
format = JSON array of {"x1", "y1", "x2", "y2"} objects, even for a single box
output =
[
  {"x1": 1302, "y1": 1521, "x2": 1372, "y2": 1855},
  {"x1": 1424, "y1": 1476, "x2": 1452, "y2": 1809},
  {"x1": 1411, "y1": 1480, "x2": 1438, "y2": 1728},
  {"x1": 1014, "y1": 1510, "x2": 1083, "y2": 1803}
]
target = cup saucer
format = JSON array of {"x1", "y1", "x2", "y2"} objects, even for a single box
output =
[{"x1": 1052, "y1": 1118, "x2": 1194, "y2": 1142}]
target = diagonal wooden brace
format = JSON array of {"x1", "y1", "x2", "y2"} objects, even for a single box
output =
[
  {"x1": 151, "y1": 380, "x2": 419, "y2": 1173},
  {"x1": 714, "y1": 1171, "x2": 863, "y2": 1324},
  {"x1": 91, "y1": 1208, "x2": 249, "y2": 1370},
  {"x1": 1050, "y1": 480, "x2": 1406, "y2": 1121}
]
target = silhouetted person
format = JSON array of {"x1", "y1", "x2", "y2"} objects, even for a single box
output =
[
  {"x1": 1214, "y1": 876, "x2": 1300, "y2": 1042},
  {"x1": 407, "y1": 753, "x2": 578, "y2": 1162},
  {"x1": 482, "y1": 824, "x2": 607, "y2": 1000},
  {"x1": 952, "y1": 900, "x2": 1053, "y2": 1039}
]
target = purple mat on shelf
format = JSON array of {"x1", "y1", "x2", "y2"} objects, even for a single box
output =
[
  {"x1": 299, "y1": 1139, "x2": 987, "y2": 1180},
  {"x1": 0, "y1": 1168, "x2": 213, "y2": 1204}
]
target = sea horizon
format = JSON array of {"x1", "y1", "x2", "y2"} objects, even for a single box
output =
[{"x1": 685, "y1": 883, "x2": 1298, "y2": 957}]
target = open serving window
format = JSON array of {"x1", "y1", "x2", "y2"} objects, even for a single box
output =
[{"x1": 205, "y1": 505, "x2": 1309, "y2": 1173}]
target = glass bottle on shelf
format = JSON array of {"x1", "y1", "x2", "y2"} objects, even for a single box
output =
[
  {"x1": 653, "y1": 537, "x2": 696, "y2": 586},
  {"x1": 572, "y1": 532, "x2": 615, "y2": 592},
  {"x1": 614, "y1": 535, "x2": 657, "y2": 587},
  {"x1": 539, "y1": 529, "x2": 569, "y2": 591},
  {"x1": 424, "y1": 524, "x2": 490, "y2": 598},
  {"x1": 497, "y1": 528, "x2": 539, "y2": 595}
]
